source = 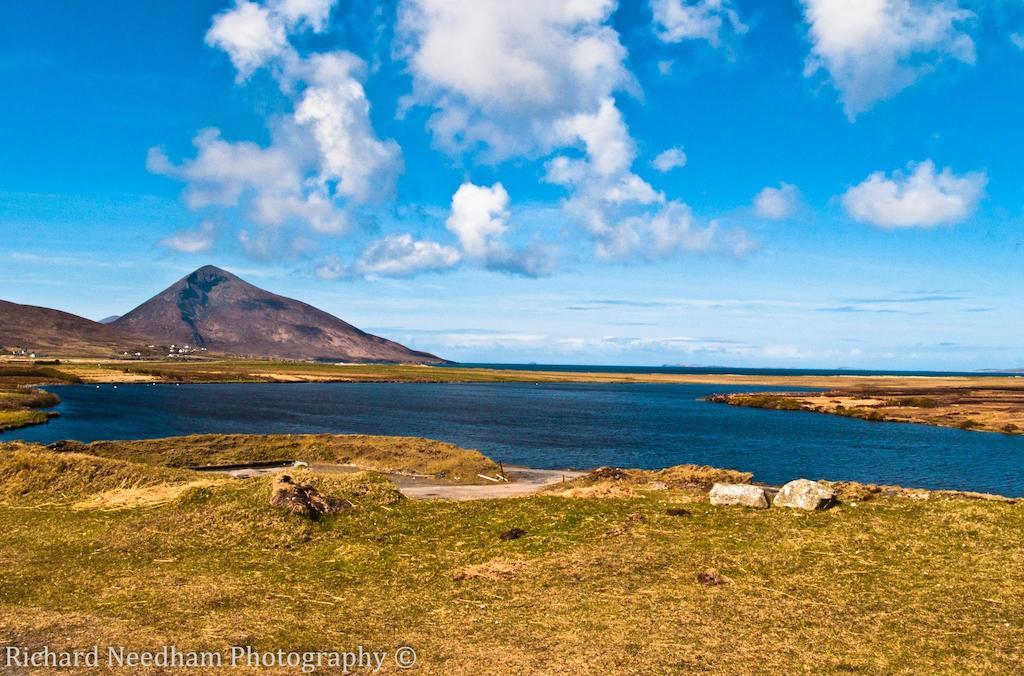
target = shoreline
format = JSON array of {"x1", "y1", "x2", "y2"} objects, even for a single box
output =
[
  {"x1": 5, "y1": 432, "x2": 1022, "y2": 501},
  {"x1": 710, "y1": 388, "x2": 1024, "y2": 436}
]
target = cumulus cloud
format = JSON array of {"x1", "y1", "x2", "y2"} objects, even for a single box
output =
[
  {"x1": 754, "y1": 182, "x2": 801, "y2": 219},
  {"x1": 650, "y1": 0, "x2": 747, "y2": 46},
  {"x1": 841, "y1": 160, "x2": 986, "y2": 228},
  {"x1": 206, "y1": 1, "x2": 289, "y2": 79},
  {"x1": 652, "y1": 147, "x2": 687, "y2": 172},
  {"x1": 445, "y1": 182, "x2": 556, "y2": 276},
  {"x1": 316, "y1": 234, "x2": 460, "y2": 279},
  {"x1": 397, "y1": 0, "x2": 633, "y2": 160},
  {"x1": 158, "y1": 221, "x2": 216, "y2": 254},
  {"x1": 446, "y1": 182, "x2": 511, "y2": 258},
  {"x1": 393, "y1": 0, "x2": 754, "y2": 269},
  {"x1": 271, "y1": 0, "x2": 335, "y2": 31},
  {"x1": 293, "y1": 52, "x2": 403, "y2": 203},
  {"x1": 153, "y1": 0, "x2": 403, "y2": 259},
  {"x1": 546, "y1": 100, "x2": 753, "y2": 261},
  {"x1": 801, "y1": 0, "x2": 976, "y2": 118}
]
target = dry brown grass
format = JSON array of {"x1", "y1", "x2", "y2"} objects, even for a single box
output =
[
  {"x1": 547, "y1": 464, "x2": 753, "y2": 499},
  {"x1": 0, "y1": 447, "x2": 197, "y2": 505},
  {"x1": 72, "y1": 480, "x2": 227, "y2": 512},
  {"x1": 715, "y1": 385, "x2": 1024, "y2": 435},
  {"x1": 74, "y1": 433, "x2": 501, "y2": 485},
  {"x1": 0, "y1": 363, "x2": 76, "y2": 431},
  {"x1": 0, "y1": 444, "x2": 1022, "y2": 674},
  {"x1": 453, "y1": 557, "x2": 525, "y2": 581},
  {"x1": 47, "y1": 356, "x2": 1024, "y2": 388}
]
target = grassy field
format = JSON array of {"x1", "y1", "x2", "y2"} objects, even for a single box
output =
[
  {"x1": 712, "y1": 387, "x2": 1024, "y2": 435},
  {"x1": 0, "y1": 364, "x2": 78, "y2": 432},
  {"x1": 11, "y1": 356, "x2": 1018, "y2": 388},
  {"x1": 54, "y1": 433, "x2": 502, "y2": 485},
  {"x1": 0, "y1": 438, "x2": 1022, "y2": 674}
]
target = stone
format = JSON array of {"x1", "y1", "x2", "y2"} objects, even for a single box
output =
[
  {"x1": 708, "y1": 483, "x2": 770, "y2": 509},
  {"x1": 772, "y1": 479, "x2": 836, "y2": 510},
  {"x1": 696, "y1": 569, "x2": 730, "y2": 586},
  {"x1": 499, "y1": 527, "x2": 526, "y2": 541},
  {"x1": 270, "y1": 475, "x2": 350, "y2": 520}
]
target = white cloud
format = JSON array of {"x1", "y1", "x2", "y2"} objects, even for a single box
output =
[
  {"x1": 1012, "y1": 32, "x2": 1024, "y2": 50},
  {"x1": 546, "y1": 101, "x2": 753, "y2": 261},
  {"x1": 445, "y1": 182, "x2": 556, "y2": 276},
  {"x1": 147, "y1": 128, "x2": 304, "y2": 211},
  {"x1": 590, "y1": 201, "x2": 757, "y2": 261},
  {"x1": 317, "y1": 234, "x2": 461, "y2": 279},
  {"x1": 205, "y1": 0, "x2": 336, "y2": 80},
  {"x1": 397, "y1": 0, "x2": 753, "y2": 268},
  {"x1": 158, "y1": 221, "x2": 216, "y2": 254},
  {"x1": 294, "y1": 52, "x2": 403, "y2": 203},
  {"x1": 841, "y1": 160, "x2": 986, "y2": 228},
  {"x1": 754, "y1": 182, "x2": 800, "y2": 219},
  {"x1": 397, "y1": 0, "x2": 632, "y2": 160},
  {"x1": 446, "y1": 182, "x2": 511, "y2": 258},
  {"x1": 155, "y1": 0, "x2": 400, "y2": 258},
  {"x1": 801, "y1": 0, "x2": 976, "y2": 118},
  {"x1": 652, "y1": 147, "x2": 687, "y2": 172},
  {"x1": 205, "y1": 1, "x2": 289, "y2": 80},
  {"x1": 271, "y1": 0, "x2": 335, "y2": 31},
  {"x1": 650, "y1": 0, "x2": 747, "y2": 46}
]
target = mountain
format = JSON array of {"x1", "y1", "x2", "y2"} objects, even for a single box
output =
[
  {"x1": 0, "y1": 300, "x2": 141, "y2": 356},
  {"x1": 112, "y1": 265, "x2": 443, "y2": 363},
  {"x1": 98, "y1": 315, "x2": 121, "y2": 324}
]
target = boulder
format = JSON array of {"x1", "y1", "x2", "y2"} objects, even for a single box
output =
[
  {"x1": 270, "y1": 474, "x2": 350, "y2": 519},
  {"x1": 773, "y1": 479, "x2": 836, "y2": 510},
  {"x1": 708, "y1": 483, "x2": 770, "y2": 509}
]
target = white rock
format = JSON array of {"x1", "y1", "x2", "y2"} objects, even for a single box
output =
[
  {"x1": 773, "y1": 479, "x2": 836, "y2": 510},
  {"x1": 709, "y1": 483, "x2": 770, "y2": 509}
]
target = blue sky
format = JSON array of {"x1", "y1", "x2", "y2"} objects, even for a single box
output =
[{"x1": 1, "y1": 0, "x2": 1022, "y2": 368}]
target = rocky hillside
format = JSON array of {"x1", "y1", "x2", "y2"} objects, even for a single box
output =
[{"x1": 112, "y1": 266, "x2": 443, "y2": 363}]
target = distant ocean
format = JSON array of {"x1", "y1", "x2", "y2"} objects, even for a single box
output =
[{"x1": 444, "y1": 363, "x2": 1023, "y2": 378}]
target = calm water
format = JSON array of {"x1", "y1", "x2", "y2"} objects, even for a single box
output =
[{"x1": 7, "y1": 382, "x2": 1024, "y2": 496}]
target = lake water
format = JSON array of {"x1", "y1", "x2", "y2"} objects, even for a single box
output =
[{"x1": 7, "y1": 382, "x2": 1024, "y2": 496}]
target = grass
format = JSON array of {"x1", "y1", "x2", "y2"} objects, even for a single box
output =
[
  {"x1": 890, "y1": 397, "x2": 941, "y2": 408},
  {"x1": 715, "y1": 386, "x2": 1024, "y2": 435},
  {"x1": 708, "y1": 393, "x2": 809, "y2": 411},
  {"x1": 0, "y1": 410, "x2": 54, "y2": 432},
  {"x1": 0, "y1": 441, "x2": 1021, "y2": 673},
  {"x1": 64, "y1": 434, "x2": 501, "y2": 485},
  {"x1": 0, "y1": 363, "x2": 76, "y2": 432}
]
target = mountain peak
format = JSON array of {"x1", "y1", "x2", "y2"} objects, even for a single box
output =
[
  {"x1": 112, "y1": 268, "x2": 442, "y2": 363},
  {"x1": 187, "y1": 265, "x2": 237, "y2": 283}
]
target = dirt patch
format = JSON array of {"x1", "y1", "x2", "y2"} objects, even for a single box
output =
[{"x1": 454, "y1": 557, "x2": 525, "y2": 582}]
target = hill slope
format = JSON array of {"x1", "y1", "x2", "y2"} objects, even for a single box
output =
[
  {"x1": 0, "y1": 300, "x2": 140, "y2": 357},
  {"x1": 112, "y1": 266, "x2": 443, "y2": 363}
]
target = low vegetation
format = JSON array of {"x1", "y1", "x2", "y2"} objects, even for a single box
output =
[
  {"x1": 0, "y1": 439, "x2": 1021, "y2": 673},
  {"x1": 546, "y1": 464, "x2": 754, "y2": 499},
  {"x1": 52, "y1": 433, "x2": 502, "y2": 485},
  {"x1": 0, "y1": 363, "x2": 79, "y2": 431},
  {"x1": 712, "y1": 386, "x2": 1024, "y2": 435}
]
